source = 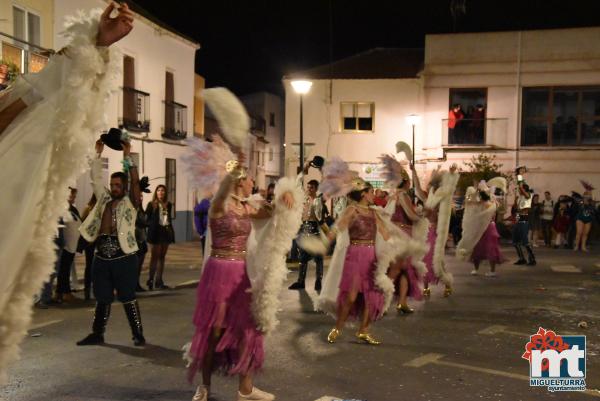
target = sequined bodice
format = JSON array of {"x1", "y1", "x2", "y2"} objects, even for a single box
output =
[
  {"x1": 210, "y1": 209, "x2": 251, "y2": 252},
  {"x1": 348, "y1": 210, "x2": 377, "y2": 241}
]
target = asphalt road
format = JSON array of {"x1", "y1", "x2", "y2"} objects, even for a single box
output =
[{"x1": 2, "y1": 243, "x2": 599, "y2": 401}]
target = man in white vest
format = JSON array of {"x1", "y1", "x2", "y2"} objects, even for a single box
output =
[{"x1": 77, "y1": 137, "x2": 145, "y2": 346}]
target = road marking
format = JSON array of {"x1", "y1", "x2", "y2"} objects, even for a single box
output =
[
  {"x1": 404, "y1": 353, "x2": 600, "y2": 397},
  {"x1": 479, "y1": 325, "x2": 579, "y2": 337},
  {"x1": 29, "y1": 319, "x2": 62, "y2": 330},
  {"x1": 550, "y1": 265, "x2": 582, "y2": 273},
  {"x1": 175, "y1": 279, "x2": 199, "y2": 289}
]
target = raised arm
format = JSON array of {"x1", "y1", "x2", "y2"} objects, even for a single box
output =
[
  {"x1": 411, "y1": 164, "x2": 428, "y2": 202},
  {"x1": 123, "y1": 141, "x2": 140, "y2": 209},
  {"x1": 398, "y1": 192, "x2": 420, "y2": 222},
  {"x1": 209, "y1": 174, "x2": 234, "y2": 218}
]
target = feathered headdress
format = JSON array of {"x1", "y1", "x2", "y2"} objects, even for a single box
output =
[
  {"x1": 320, "y1": 157, "x2": 358, "y2": 199},
  {"x1": 181, "y1": 135, "x2": 235, "y2": 198},
  {"x1": 379, "y1": 154, "x2": 409, "y2": 188},
  {"x1": 580, "y1": 180, "x2": 595, "y2": 192},
  {"x1": 203, "y1": 87, "x2": 249, "y2": 149}
]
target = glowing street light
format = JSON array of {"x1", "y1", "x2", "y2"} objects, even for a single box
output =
[{"x1": 291, "y1": 80, "x2": 312, "y2": 172}]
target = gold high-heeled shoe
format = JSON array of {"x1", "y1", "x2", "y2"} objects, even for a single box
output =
[
  {"x1": 396, "y1": 303, "x2": 414, "y2": 314},
  {"x1": 356, "y1": 332, "x2": 381, "y2": 345},
  {"x1": 422, "y1": 287, "x2": 431, "y2": 298},
  {"x1": 443, "y1": 286, "x2": 452, "y2": 297},
  {"x1": 327, "y1": 328, "x2": 341, "y2": 343}
]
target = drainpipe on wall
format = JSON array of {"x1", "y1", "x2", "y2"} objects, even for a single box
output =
[{"x1": 515, "y1": 31, "x2": 522, "y2": 169}]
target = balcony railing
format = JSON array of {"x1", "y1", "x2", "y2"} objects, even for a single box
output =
[
  {"x1": 442, "y1": 118, "x2": 509, "y2": 148},
  {"x1": 118, "y1": 86, "x2": 150, "y2": 133},
  {"x1": 0, "y1": 31, "x2": 52, "y2": 78},
  {"x1": 162, "y1": 100, "x2": 188, "y2": 140}
]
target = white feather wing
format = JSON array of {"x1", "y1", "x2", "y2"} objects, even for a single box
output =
[{"x1": 203, "y1": 87, "x2": 249, "y2": 149}]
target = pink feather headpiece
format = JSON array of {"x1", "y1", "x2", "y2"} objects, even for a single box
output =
[
  {"x1": 320, "y1": 157, "x2": 359, "y2": 199},
  {"x1": 379, "y1": 154, "x2": 409, "y2": 187}
]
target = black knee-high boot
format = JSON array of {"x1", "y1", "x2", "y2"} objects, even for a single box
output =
[
  {"x1": 513, "y1": 245, "x2": 526, "y2": 265},
  {"x1": 77, "y1": 303, "x2": 111, "y2": 345},
  {"x1": 289, "y1": 262, "x2": 307, "y2": 290},
  {"x1": 315, "y1": 258, "x2": 324, "y2": 292},
  {"x1": 525, "y1": 245, "x2": 536, "y2": 266},
  {"x1": 123, "y1": 300, "x2": 146, "y2": 346}
]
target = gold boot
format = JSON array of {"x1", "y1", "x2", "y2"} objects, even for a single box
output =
[
  {"x1": 327, "y1": 328, "x2": 341, "y2": 343},
  {"x1": 396, "y1": 303, "x2": 414, "y2": 314},
  {"x1": 443, "y1": 286, "x2": 452, "y2": 297},
  {"x1": 356, "y1": 332, "x2": 381, "y2": 345},
  {"x1": 422, "y1": 287, "x2": 431, "y2": 298}
]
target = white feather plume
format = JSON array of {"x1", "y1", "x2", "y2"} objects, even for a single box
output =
[
  {"x1": 202, "y1": 87, "x2": 249, "y2": 149},
  {"x1": 395, "y1": 141, "x2": 413, "y2": 161},
  {"x1": 320, "y1": 157, "x2": 356, "y2": 199},
  {"x1": 487, "y1": 177, "x2": 507, "y2": 194},
  {"x1": 379, "y1": 154, "x2": 408, "y2": 187},
  {"x1": 181, "y1": 135, "x2": 234, "y2": 199}
]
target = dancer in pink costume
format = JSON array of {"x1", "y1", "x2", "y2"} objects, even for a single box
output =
[
  {"x1": 183, "y1": 88, "x2": 302, "y2": 401},
  {"x1": 412, "y1": 164, "x2": 459, "y2": 297},
  {"x1": 312, "y1": 158, "x2": 425, "y2": 345},
  {"x1": 457, "y1": 178, "x2": 507, "y2": 277}
]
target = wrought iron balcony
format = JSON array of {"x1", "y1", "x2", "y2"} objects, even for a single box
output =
[
  {"x1": 442, "y1": 118, "x2": 509, "y2": 148},
  {"x1": 162, "y1": 100, "x2": 188, "y2": 140},
  {"x1": 118, "y1": 86, "x2": 150, "y2": 133}
]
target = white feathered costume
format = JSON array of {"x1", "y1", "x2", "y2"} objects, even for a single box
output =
[
  {"x1": 456, "y1": 177, "x2": 507, "y2": 261},
  {"x1": 0, "y1": 10, "x2": 120, "y2": 383}
]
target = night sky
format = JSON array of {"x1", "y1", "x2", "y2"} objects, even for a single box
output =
[{"x1": 133, "y1": 0, "x2": 600, "y2": 96}]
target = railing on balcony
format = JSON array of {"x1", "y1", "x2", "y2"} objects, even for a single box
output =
[
  {"x1": 118, "y1": 86, "x2": 150, "y2": 133},
  {"x1": 442, "y1": 118, "x2": 509, "y2": 148},
  {"x1": 0, "y1": 31, "x2": 52, "y2": 78},
  {"x1": 162, "y1": 100, "x2": 188, "y2": 140}
]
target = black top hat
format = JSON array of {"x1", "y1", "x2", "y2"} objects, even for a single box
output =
[
  {"x1": 309, "y1": 156, "x2": 325, "y2": 169},
  {"x1": 139, "y1": 176, "x2": 151, "y2": 193},
  {"x1": 100, "y1": 127, "x2": 125, "y2": 150}
]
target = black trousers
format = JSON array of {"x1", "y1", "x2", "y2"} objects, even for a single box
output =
[
  {"x1": 92, "y1": 253, "x2": 138, "y2": 304},
  {"x1": 540, "y1": 219, "x2": 553, "y2": 245},
  {"x1": 56, "y1": 250, "x2": 75, "y2": 294},
  {"x1": 84, "y1": 245, "x2": 95, "y2": 296}
]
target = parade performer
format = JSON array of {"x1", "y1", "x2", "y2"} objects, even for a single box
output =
[
  {"x1": 512, "y1": 166, "x2": 536, "y2": 265},
  {"x1": 0, "y1": 3, "x2": 132, "y2": 382},
  {"x1": 379, "y1": 154, "x2": 429, "y2": 313},
  {"x1": 182, "y1": 88, "x2": 303, "y2": 401},
  {"x1": 412, "y1": 163, "x2": 459, "y2": 297},
  {"x1": 574, "y1": 180, "x2": 597, "y2": 252},
  {"x1": 309, "y1": 158, "x2": 426, "y2": 345},
  {"x1": 456, "y1": 178, "x2": 507, "y2": 276},
  {"x1": 289, "y1": 158, "x2": 326, "y2": 292},
  {"x1": 77, "y1": 137, "x2": 145, "y2": 346}
]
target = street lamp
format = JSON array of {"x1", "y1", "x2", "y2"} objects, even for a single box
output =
[
  {"x1": 405, "y1": 114, "x2": 421, "y2": 199},
  {"x1": 291, "y1": 80, "x2": 312, "y2": 173}
]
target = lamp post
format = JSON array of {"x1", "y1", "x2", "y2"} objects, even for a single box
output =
[
  {"x1": 405, "y1": 114, "x2": 421, "y2": 200},
  {"x1": 290, "y1": 80, "x2": 312, "y2": 173}
]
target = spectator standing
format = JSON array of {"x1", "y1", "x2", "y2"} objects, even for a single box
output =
[
  {"x1": 529, "y1": 194, "x2": 542, "y2": 247},
  {"x1": 540, "y1": 192, "x2": 554, "y2": 247},
  {"x1": 55, "y1": 187, "x2": 82, "y2": 303},
  {"x1": 194, "y1": 197, "x2": 211, "y2": 255},
  {"x1": 448, "y1": 104, "x2": 464, "y2": 143},
  {"x1": 553, "y1": 200, "x2": 570, "y2": 248},
  {"x1": 146, "y1": 185, "x2": 175, "y2": 290}
]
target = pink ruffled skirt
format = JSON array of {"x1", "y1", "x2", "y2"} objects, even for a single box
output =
[
  {"x1": 187, "y1": 257, "x2": 264, "y2": 381},
  {"x1": 337, "y1": 244, "x2": 385, "y2": 321},
  {"x1": 471, "y1": 222, "x2": 505, "y2": 264},
  {"x1": 394, "y1": 224, "x2": 423, "y2": 301},
  {"x1": 423, "y1": 225, "x2": 439, "y2": 286}
]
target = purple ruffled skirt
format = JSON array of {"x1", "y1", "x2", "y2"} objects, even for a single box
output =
[
  {"x1": 187, "y1": 257, "x2": 264, "y2": 381},
  {"x1": 470, "y1": 222, "x2": 505, "y2": 264},
  {"x1": 423, "y1": 225, "x2": 439, "y2": 286},
  {"x1": 393, "y1": 225, "x2": 423, "y2": 301},
  {"x1": 337, "y1": 244, "x2": 385, "y2": 321}
]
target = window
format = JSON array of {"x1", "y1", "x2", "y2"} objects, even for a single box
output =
[
  {"x1": 269, "y1": 112, "x2": 275, "y2": 127},
  {"x1": 522, "y1": 86, "x2": 600, "y2": 146},
  {"x1": 165, "y1": 158, "x2": 176, "y2": 219},
  {"x1": 269, "y1": 147, "x2": 273, "y2": 162},
  {"x1": 120, "y1": 55, "x2": 150, "y2": 132},
  {"x1": 447, "y1": 88, "x2": 487, "y2": 145},
  {"x1": 12, "y1": 6, "x2": 40, "y2": 46},
  {"x1": 340, "y1": 102, "x2": 374, "y2": 132}
]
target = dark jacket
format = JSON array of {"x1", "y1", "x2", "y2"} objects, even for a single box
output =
[{"x1": 145, "y1": 201, "x2": 174, "y2": 243}]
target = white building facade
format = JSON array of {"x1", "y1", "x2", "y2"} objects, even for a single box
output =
[
  {"x1": 284, "y1": 28, "x2": 600, "y2": 198},
  {"x1": 54, "y1": 0, "x2": 200, "y2": 241},
  {"x1": 240, "y1": 92, "x2": 285, "y2": 188}
]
